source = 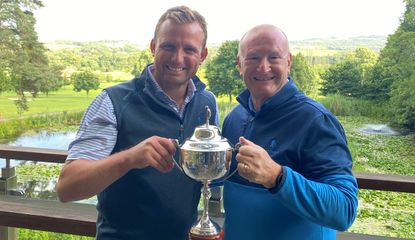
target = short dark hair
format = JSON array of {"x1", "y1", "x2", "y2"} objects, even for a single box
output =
[{"x1": 154, "y1": 6, "x2": 207, "y2": 48}]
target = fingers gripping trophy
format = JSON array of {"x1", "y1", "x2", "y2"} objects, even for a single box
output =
[{"x1": 174, "y1": 106, "x2": 237, "y2": 240}]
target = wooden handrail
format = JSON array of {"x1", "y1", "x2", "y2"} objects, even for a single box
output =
[
  {"x1": 1, "y1": 145, "x2": 415, "y2": 193},
  {"x1": 0, "y1": 195, "x2": 96, "y2": 237},
  {"x1": 0, "y1": 145, "x2": 67, "y2": 164},
  {"x1": 355, "y1": 172, "x2": 415, "y2": 193}
]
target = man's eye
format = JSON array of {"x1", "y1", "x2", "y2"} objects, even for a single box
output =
[
  {"x1": 161, "y1": 44, "x2": 174, "y2": 50},
  {"x1": 185, "y1": 47, "x2": 197, "y2": 53}
]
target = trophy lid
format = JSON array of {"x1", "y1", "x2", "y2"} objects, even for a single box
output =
[{"x1": 183, "y1": 106, "x2": 231, "y2": 151}]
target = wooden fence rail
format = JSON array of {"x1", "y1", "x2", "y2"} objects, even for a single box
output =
[{"x1": 1, "y1": 145, "x2": 414, "y2": 240}]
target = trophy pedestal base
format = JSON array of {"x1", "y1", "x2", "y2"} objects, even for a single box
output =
[{"x1": 188, "y1": 229, "x2": 224, "y2": 240}]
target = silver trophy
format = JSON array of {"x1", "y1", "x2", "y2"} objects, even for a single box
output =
[{"x1": 174, "y1": 106, "x2": 237, "y2": 240}]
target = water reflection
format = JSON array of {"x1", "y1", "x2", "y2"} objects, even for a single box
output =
[
  {"x1": 1, "y1": 130, "x2": 96, "y2": 204},
  {"x1": 10, "y1": 130, "x2": 76, "y2": 150},
  {"x1": 1, "y1": 130, "x2": 76, "y2": 168}
]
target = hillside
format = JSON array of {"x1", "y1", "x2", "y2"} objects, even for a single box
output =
[
  {"x1": 45, "y1": 35, "x2": 387, "y2": 53},
  {"x1": 290, "y1": 35, "x2": 387, "y2": 52}
]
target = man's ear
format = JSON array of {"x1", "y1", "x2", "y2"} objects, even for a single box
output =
[
  {"x1": 236, "y1": 56, "x2": 241, "y2": 69},
  {"x1": 150, "y1": 39, "x2": 156, "y2": 56},
  {"x1": 287, "y1": 52, "x2": 293, "y2": 70},
  {"x1": 200, "y1": 47, "x2": 208, "y2": 62}
]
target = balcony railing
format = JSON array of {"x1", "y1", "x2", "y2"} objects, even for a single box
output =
[{"x1": 1, "y1": 145, "x2": 414, "y2": 240}]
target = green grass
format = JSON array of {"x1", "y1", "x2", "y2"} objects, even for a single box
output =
[{"x1": 0, "y1": 82, "x2": 118, "y2": 120}]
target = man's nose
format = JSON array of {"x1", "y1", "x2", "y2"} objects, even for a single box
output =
[
  {"x1": 257, "y1": 58, "x2": 271, "y2": 72},
  {"x1": 171, "y1": 49, "x2": 185, "y2": 63}
]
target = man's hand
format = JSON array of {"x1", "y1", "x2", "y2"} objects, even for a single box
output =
[
  {"x1": 125, "y1": 136, "x2": 177, "y2": 173},
  {"x1": 236, "y1": 137, "x2": 282, "y2": 188}
]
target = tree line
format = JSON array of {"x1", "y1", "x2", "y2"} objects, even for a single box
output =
[{"x1": 1, "y1": 0, "x2": 414, "y2": 130}]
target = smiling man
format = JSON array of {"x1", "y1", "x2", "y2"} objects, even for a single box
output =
[
  {"x1": 57, "y1": 6, "x2": 219, "y2": 240},
  {"x1": 222, "y1": 24, "x2": 358, "y2": 240}
]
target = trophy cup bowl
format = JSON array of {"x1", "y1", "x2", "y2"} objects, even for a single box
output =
[
  {"x1": 174, "y1": 106, "x2": 236, "y2": 240},
  {"x1": 180, "y1": 141, "x2": 233, "y2": 181}
]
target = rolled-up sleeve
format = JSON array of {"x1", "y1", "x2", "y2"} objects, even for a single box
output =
[{"x1": 67, "y1": 91, "x2": 117, "y2": 161}]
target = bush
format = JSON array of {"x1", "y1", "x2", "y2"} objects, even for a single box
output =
[{"x1": 0, "y1": 111, "x2": 84, "y2": 140}]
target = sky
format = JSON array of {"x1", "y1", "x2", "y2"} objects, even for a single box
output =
[{"x1": 34, "y1": 0, "x2": 406, "y2": 46}]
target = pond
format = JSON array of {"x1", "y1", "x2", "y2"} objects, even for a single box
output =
[
  {"x1": 0, "y1": 130, "x2": 76, "y2": 168},
  {"x1": 0, "y1": 130, "x2": 99, "y2": 204}
]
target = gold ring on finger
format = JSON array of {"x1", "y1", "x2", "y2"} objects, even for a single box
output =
[{"x1": 243, "y1": 163, "x2": 249, "y2": 171}]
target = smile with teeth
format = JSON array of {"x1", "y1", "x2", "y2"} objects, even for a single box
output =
[
  {"x1": 254, "y1": 76, "x2": 275, "y2": 81},
  {"x1": 167, "y1": 65, "x2": 185, "y2": 71}
]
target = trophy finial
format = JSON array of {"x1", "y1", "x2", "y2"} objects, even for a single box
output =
[{"x1": 205, "y1": 106, "x2": 211, "y2": 128}]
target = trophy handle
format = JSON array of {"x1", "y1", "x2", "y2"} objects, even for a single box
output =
[
  {"x1": 171, "y1": 139, "x2": 185, "y2": 173},
  {"x1": 171, "y1": 139, "x2": 201, "y2": 183}
]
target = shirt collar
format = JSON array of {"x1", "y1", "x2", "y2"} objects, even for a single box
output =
[
  {"x1": 238, "y1": 76, "x2": 298, "y2": 116},
  {"x1": 146, "y1": 64, "x2": 196, "y2": 116}
]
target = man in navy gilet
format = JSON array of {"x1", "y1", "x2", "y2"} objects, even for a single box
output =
[{"x1": 57, "y1": 6, "x2": 218, "y2": 240}]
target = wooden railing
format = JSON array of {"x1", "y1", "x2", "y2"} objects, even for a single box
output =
[{"x1": 1, "y1": 145, "x2": 414, "y2": 240}]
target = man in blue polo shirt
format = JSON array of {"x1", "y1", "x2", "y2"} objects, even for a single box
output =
[{"x1": 222, "y1": 24, "x2": 358, "y2": 240}]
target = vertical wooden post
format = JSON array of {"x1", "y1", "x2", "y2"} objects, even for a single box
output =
[{"x1": 0, "y1": 158, "x2": 18, "y2": 240}]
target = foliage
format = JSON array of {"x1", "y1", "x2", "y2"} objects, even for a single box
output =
[
  {"x1": 290, "y1": 53, "x2": 319, "y2": 97},
  {"x1": 0, "y1": 69, "x2": 12, "y2": 93},
  {"x1": 47, "y1": 41, "x2": 152, "y2": 75},
  {"x1": 318, "y1": 94, "x2": 388, "y2": 119},
  {"x1": 0, "y1": 111, "x2": 83, "y2": 141},
  {"x1": 216, "y1": 96, "x2": 238, "y2": 127},
  {"x1": 0, "y1": 0, "x2": 63, "y2": 111},
  {"x1": 205, "y1": 40, "x2": 245, "y2": 103},
  {"x1": 338, "y1": 116, "x2": 415, "y2": 238},
  {"x1": 370, "y1": 0, "x2": 415, "y2": 130},
  {"x1": 320, "y1": 60, "x2": 362, "y2": 97},
  {"x1": 290, "y1": 35, "x2": 387, "y2": 52},
  {"x1": 72, "y1": 71, "x2": 100, "y2": 96},
  {"x1": 131, "y1": 49, "x2": 153, "y2": 76},
  {"x1": 320, "y1": 48, "x2": 378, "y2": 99},
  {"x1": 389, "y1": 77, "x2": 415, "y2": 129},
  {"x1": 19, "y1": 229, "x2": 93, "y2": 240}
]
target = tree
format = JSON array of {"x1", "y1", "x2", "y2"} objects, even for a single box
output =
[
  {"x1": 131, "y1": 49, "x2": 153, "y2": 76},
  {"x1": 320, "y1": 60, "x2": 361, "y2": 97},
  {"x1": 72, "y1": 71, "x2": 100, "y2": 96},
  {"x1": 0, "y1": 0, "x2": 61, "y2": 110},
  {"x1": 383, "y1": 0, "x2": 415, "y2": 129},
  {"x1": 320, "y1": 48, "x2": 377, "y2": 99},
  {"x1": 290, "y1": 53, "x2": 319, "y2": 97},
  {"x1": 389, "y1": 76, "x2": 415, "y2": 129},
  {"x1": 205, "y1": 40, "x2": 244, "y2": 103},
  {"x1": 39, "y1": 64, "x2": 64, "y2": 96},
  {"x1": 0, "y1": 70, "x2": 11, "y2": 94},
  {"x1": 369, "y1": 0, "x2": 415, "y2": 102}
]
